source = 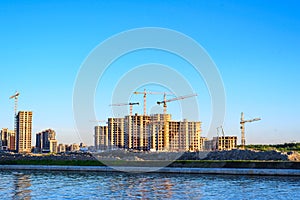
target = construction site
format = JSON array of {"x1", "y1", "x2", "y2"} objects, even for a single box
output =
[{"x1": 94, "y1": 89, "x2": 261, "y2": 152}]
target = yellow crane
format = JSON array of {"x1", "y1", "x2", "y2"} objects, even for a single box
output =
[
  {"x1": 240, "y1": 112, "x2": 261, "y2": 149},
  {"x1": 110, "y1": 102, "x2": 139, "y2": 116},
  {"x1": 133, "y1": 89, "x2": 173, "y2": 116}
]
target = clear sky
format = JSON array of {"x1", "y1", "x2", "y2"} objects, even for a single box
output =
[{"x1": 0, "y1": 0, "x2": 299, "y2": 145}]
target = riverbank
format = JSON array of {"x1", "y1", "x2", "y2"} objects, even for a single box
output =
[
  {"x1": 1, "y1": 165, "x2": 300, "y2": 176},
  {"x1": 1, "y1": 159, "x2": 300, "y2": 169}
]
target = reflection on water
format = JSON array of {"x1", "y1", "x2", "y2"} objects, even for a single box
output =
[
  {"x1": 110, "y1": 175, "x2": 175, "y2": 199},
  {"x1": 13, "y1": 172, "x2": 32, "y2": 200},
  {"x1": 0, "y1": 171, "x2": 299, "y2": 199}
]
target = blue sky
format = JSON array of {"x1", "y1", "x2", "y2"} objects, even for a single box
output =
[{"x1": 0, "y1": 0, "x2": 299, "y2": 145}]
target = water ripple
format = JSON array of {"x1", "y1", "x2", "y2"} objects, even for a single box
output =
[{"x1": 0, "y1": 171, "x2": 299, "y2": 199}]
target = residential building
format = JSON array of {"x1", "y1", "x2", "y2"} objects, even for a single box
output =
[
  {"x1": 214, "y1": 136, "x2": 237, "y2": 151},
  {"x1": 96, "y1": 113, "x2": 202, "y2": 152},
  {"x1": 69, "y1": 143, "x2": 80, "y2": 152},
  {"x1": 200, "y1": 137, "x2": 208, "y2": 151},
  {"x1": 108, "y1": 118, "x2": 125, "y2": 149},
  {"x1": 57, "y1": 143, "x2": 66, "y2": 153},
  {"x1": 125, "y1": 114, "x2": 151, "y2": 151},
  {"x1": 36, "y1": 132, "x2": 42, "y2": 152},
  {"x1": 50, "y1": 139, "x2": 58, "y2": 153},
  {"x1": 149, "y1": 114, "x2": 171, "y2": 151},
  {"x1": 203, "y1": 136, "x2": 237, "y2": 151},
  {"x1": 0, "y1": 128, "x2": 15, "y2": 151},
  {"x1": 35, "y1": 129, "x2": 57, "y2": 153},
  {"x1": 16, "y1": 111, "x2": 33, "y2": 153},
  {"x1": 95, "y1": 126, "x2": 108, "y2": 150},
  {"x1": 165, "y1": 119, "x2": 201, "y2": 152}
]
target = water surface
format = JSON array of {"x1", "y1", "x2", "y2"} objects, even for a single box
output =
[{"x1": 0, "y1": 170, "x2": 299, "y2": 199}]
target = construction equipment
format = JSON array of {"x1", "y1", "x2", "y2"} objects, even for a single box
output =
[
  {"x1": 110, "y1": 102, "x2": 139, "y2": 116},
  {"x1": 9, "y1": 91, "x2": 20, "y2": 143},
  {"x1": 157, "y1": 93, "x2": 197, "y2": 115},
  {"x1": 240, "y1": 112, "x2": 261, "y2": 149},
  {"x1": 133, "y1": 89, "x2": 173, "y2": 116},
  {"x1": 156, "y1": 93, "x2": 197, "y2": 151},
  {"x1": 9, "y1": 91, "x2": 20, "y2": 116},
  {"x1": 217, "y1": 126, "x2": 226, "y2": 150}
]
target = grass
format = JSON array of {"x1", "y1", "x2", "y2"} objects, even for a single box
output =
[
  {"x1": 245, "y1": 143, "x2": 300, "y2": 153},
  {"x1": 1, "y1": 159, "x2": 299, "y2": 169},
  {"x1": 0, "y1": 160, "x2": 104, "y2": 166}
]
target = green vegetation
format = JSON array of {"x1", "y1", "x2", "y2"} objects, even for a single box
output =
[
  {"x1": 0, "y1": 159, "x2": 105, "y2": 166},
  {"x1": 1, "y1": 159, "x2": 299, "y2": 169},
  {"x1": 245, "y1": 143, "x2": 300, "y2": 153}
]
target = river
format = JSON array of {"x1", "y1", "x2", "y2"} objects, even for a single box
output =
[{"x1": 0, "y1": 170, "x2": 299, "y2": 199}]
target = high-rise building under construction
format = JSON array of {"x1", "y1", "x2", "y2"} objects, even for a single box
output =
[
  {"x1": 95, "y1": 113, "x2": 202, "y2": 152},
  {"x1": 94, "y1": 126, "x2": 108, "y2": 150},
  {"x1": 16, "y1": 111, "x2": 32, "y2": 153}
]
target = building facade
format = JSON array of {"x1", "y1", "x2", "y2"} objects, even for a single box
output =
[
  {"x1": 69, "y1": 143, "x2": 80, "y2": 152},
  {"x1": 214, "y1": 136, "x2": 237, "y2": 151},
  {"x1": 96, "y1": 113, "x2": 202, "y2": 152},
  {"x1": 0, "y1": 128, "x2": 15, "y2": 151},
  {"x1": 108, "y1": 118, "x2": 125, "y2": 149},
  {"x1": 35, "y1": 129, "x2": 57, "y2": 153},
  {"x1": 125, "y1": 114, "x2": 151, "y2": 151},
  {"x1": 95, "y1": 126, "x2": 108, "y2": 150},
  {"x1": 16, "y1": 111, "x2": 32, "y2": 153},
  {"x1": 203, "y1": 136, "x2": 237, "y2": 151},
  {"x1": 57, "y1": 143, "x2": 66, "y2": 153}
]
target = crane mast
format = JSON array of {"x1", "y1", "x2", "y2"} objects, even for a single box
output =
[
  {"x1": 133, "y1": 89, "x2": 173, "y2": 116},
  {"x1": 9, "y1": 91, "x2": 20, "y2": 141},
  {"x1": 240, "y1": 112, "x2": 261, "y2": 149},
  {"x1": 156, "y1": 93, "x2": 197, "y2": 151},
  {"x1": 216, "y1": 125, "x2": 225, "y2": 150},
  {"x1": 9, "y1": 91, "x2": 20, "y2": 116}
]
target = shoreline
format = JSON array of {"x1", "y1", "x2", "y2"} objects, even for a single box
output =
[{"x1": 1, "y1": 165, "x2": 300, "y2": 176}]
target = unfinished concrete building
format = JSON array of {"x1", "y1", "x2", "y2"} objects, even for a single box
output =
[
  {"x1": 98, "y1": 113, "x2": 202, "y2": 152},
  {"x1": 108, "y1": 118, "x2": 125, "y2": 149},
  {"x1": 203, "y1": 136, "x2": 237, "y2": 151},
  {"x1": 125, "y1": 114, "x2": 151, "y2": 151},
  {"x1": 94, "y1": 126, "x2": 108, "y2": 150}
]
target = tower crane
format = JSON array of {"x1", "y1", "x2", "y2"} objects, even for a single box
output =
[
  {"x1": 110, "y1": 102, "x2": 139, "y2": 116},
  {"x1": 240, "y1": 112, "x2": 261, "y2": 149},
  {"x1": 9, "y1": 91, "x2": 20, "y2": 116},
  {"x1": 157, "y1": 93, "x2": 197, "y2": 115},
  {"x1": 9, "y1": 91, "x2": 20, "y2": 137},
  {"x1": 217, "y1": 126, "x2": 226, "y2": 150},
  {"x1": 156, "y1": 93, "x2": 197, "y2": 151},
  {"x1": 133, "y1": 89, "x2": 173, "y2": 116}
]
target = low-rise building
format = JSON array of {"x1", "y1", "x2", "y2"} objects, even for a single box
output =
[
  {"x1": 57, "y1": 143, "x2": 66, "y2": 153},
  {"x1": 203, "y1": 136, "x2": 237, "y2": 151},
  {"x1": 35, "y1": 129, "x2": 57, "y2": 153},
  {"x1": 69, "y1": 143, "x2": 80, "y2": 152}
]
